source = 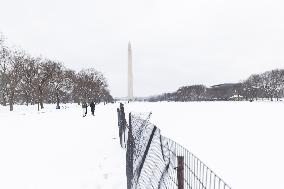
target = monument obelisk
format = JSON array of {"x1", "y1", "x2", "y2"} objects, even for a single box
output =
[{"x1": 128, "y1": 41, "x2": 134, "y2": 101}]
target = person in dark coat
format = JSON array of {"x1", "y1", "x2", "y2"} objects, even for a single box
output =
[{"x1": 90, "y1": 101, "x2": 95, "y2": 116}]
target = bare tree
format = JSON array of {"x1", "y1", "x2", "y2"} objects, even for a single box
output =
[
  {"x1": 20, "y1": 55, "x2": 39, "y2": 106},
  {"x1": 33, "y1": 59, "x2": 57, "y2": 109},
  {"x1": 5, "y1": 49, "x2": 25, "y2": 111},
  {"x1": 49, "y1": 63, "x2": 74, "y2": 109},
  {"x1": 266, "y1": 69, "x2": 284, "y2": 101},
  {"x1": 174, "y1": 85, "x2": 207, "y2": 101},
  {"x1": 73, "y1": 68, "x2": 108, "y2": 104},
  {"x1": 0, "y1": 35, "x2": 9, "y2": 106},
  {"x1": 244, "y1": 74, "x2": 262, "y2": 100},
  {"x1": 1, "y1": 33, "x2": 113, "y2": 109}
]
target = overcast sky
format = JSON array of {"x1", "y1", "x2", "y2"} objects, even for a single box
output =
[{"x1": 1, "y1": 0, "x2": 284, "y2": 97}]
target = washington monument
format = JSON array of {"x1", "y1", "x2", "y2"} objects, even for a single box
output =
[{"x1": 128, "y1": 41, "x2": 134, "y2": 101}]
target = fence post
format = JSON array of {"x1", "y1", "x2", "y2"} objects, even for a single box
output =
[
  {"x1": 126, "y1": 112, "x2": 134, "y2": 189},
  {"x1": 177, "y1": 156, "x2": 184, "y2": 189}
]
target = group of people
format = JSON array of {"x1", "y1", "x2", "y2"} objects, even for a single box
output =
[{"x1": 82, "y1": 101, "x2": 95, "y2": 117}]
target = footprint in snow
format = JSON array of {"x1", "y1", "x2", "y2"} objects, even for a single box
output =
[
  {"x1": 103, "y1": 173, "x2": 109, "y2": 180},
  {"x1": 98, "y1": 164, "x2": 102, "y2": 169}
]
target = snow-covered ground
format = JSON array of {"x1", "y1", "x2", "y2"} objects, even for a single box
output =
[
  {"x1": 0, "y1": 103, "x2": 126, "y2": 189},
  {"x1": 123, "y1": 101, "x2": 284, "y2": 189},
  {"x1": 1, "y1": 101, "x2": 284, "y2": 189}
]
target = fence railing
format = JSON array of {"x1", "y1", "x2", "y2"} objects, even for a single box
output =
[{"x1": 117, "y1": 103, "x2": 231, "y2": 189}]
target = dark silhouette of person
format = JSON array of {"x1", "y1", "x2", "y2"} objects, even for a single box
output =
[{"x1": 90, "y1": 101, "x2": 95, "y2": 116}]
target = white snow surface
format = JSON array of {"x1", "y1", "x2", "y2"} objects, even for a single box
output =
[
  {"x1": 0, "y1": 103, "x2": 126, "y2": 189},
  {"x1": 1, "y1": 101, "x2": 284, "y2": 189},
  {"x1": 123, "y1": 101, "x2": 284, "y2": 189}
]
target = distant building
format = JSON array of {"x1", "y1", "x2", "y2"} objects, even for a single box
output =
[{"x1": 207, "y1": 83, "x2": 241, "y2": 100}]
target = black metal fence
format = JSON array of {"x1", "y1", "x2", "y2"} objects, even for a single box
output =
[{"x1": 117, "y1": 103, "x2": 231, "y2": 189}]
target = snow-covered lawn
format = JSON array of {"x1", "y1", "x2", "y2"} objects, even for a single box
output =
[
  {"x1": 123, "y1": 101, "x2": 284, "y2": 189},
  {"x1": 0, "y1": 103, "x2": 126, "y2": 189},
  {"x1": 1, "y1": 101, "x2": 284, "y2": 189}
]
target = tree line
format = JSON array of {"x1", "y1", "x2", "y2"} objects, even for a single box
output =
[
  {"x1": 0, "y1": 33, "x2": 113, "y2": 111},
  {"x1": 147, "y1": 69, "x2": 284, "y2": 102}
]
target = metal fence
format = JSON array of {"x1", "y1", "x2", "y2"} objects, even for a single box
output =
[{"x1": 117, "y1": 103, "x2": 231, "y2": 189}]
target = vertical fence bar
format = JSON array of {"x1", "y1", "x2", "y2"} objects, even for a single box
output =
[{"x1": 177, "y1": 156, "x2": 184, "y2": 189}]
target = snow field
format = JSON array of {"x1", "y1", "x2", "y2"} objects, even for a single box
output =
[
  {"x1": 0, "y1": 103, "x2": 126, "y2": 189},
  {"x1": 123, "y1": 101, "x2": 284, "y2": 189},
  {"x1": 1, "y1": 101, "x2": 284, "y2": 189}
]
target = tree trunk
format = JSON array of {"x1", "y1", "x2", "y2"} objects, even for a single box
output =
[
  {"x1": 9, "y1": 93, "x2": 14, "y2": 111},
  {"x1": 26, "y1": 92, "x2": 29, "y2": 106},
  {"x1": 256, "y1": 89, "x2": 258, "y2": 101},
  {"x1": 40, "y1": 100, "x2": 44, "y2": 109},
  {"x1": 9, "y1": 102, "x2": 13, "y2": 111},
  {"x1": 56, "y1": 91, "x2": 60, "y2": 109},
  {"x1": 39, "y1": 88, "x2": 44, "y2": 109},
  {"x1": 3, "y1": 93, "x2": 6, "y2": 106}
]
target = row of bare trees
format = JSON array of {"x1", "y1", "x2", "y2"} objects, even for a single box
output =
[
  {"x1": 0, "y1": 34, "x2": 113, "y2": 111},
  {"x1": 242, "y1": 69, "x2": 284, "y2": 101},
  {"x1": 147, "y1": 69, "x2": 284, "y2": 102}
]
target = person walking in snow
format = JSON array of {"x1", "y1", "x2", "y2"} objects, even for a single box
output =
[
  {"x1": 90, "y1": 101, "x2": 95, "y2": 116},
  {"x1": 82, "y1": 101, "x2": 88, "y2": 117}
]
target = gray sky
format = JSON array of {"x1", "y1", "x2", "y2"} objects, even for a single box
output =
[{"x1": 1, "y1": 0, "x2": 284, "y2": 97}]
